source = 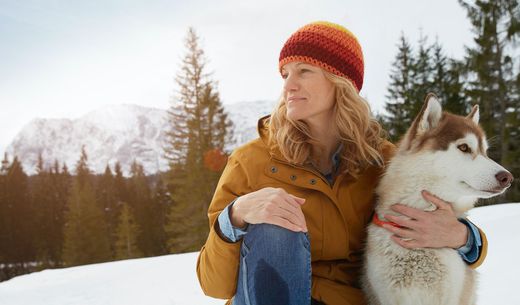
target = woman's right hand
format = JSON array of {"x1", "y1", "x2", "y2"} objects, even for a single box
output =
[{"x1": 230, "y1": 187, "x2": 307, "y2": 232}]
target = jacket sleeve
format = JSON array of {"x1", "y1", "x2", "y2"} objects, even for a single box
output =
[
  {"x1": 218, "y1": 199, "x2": 248, "y2": 242},
  {"x1": 468, "y1": 224, "x2": 488, "y2": 269},
  {"x1": 196, "y1": 152, "x2": 252, "y2": 299}
]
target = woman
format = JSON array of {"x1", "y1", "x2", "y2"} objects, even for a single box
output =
[{"x1": 196, "y1": 21, "x2": 486, "y2": 305}]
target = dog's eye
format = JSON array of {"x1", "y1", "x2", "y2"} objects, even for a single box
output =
[{"x1": 457, "y1": 144, "x2": 472, "y2": 153}]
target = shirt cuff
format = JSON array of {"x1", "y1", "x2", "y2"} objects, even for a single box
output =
[
  {"x1": 217, "y1": 198, "x2": 248, "y2": 242},
  {"x1": 457, "y1": 218, "x2": 482, "y2": 263}
]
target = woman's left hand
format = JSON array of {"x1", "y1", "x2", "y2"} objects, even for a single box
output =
[{"x1": 382, "y1": 190, "x2": 468, "y2": 249}]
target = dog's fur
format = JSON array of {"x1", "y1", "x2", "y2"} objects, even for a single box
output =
[{"x1": 362, "y1": 94, "x2": 513, "y2": 305}]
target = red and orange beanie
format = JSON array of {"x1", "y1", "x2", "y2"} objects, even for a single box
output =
[{"x1": 279, "y1": 21, "x2": 364, "y2": 92}]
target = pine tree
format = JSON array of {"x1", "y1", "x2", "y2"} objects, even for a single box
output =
[
  {"x1": 164, "y1": 27, "x2": 233, "y2": 253},
  {"x1": 153, "y1": 175, "x2": 172, "y2": 255},
  {"x1": 1, "y1": 152, "x2": 9, "y2": 175},
  {"x1": 0, "y1": 153, "x2": 9, "y2": 263},
  {"x1": 459, "y1": 0, "x2": 520, "y2": 201},
  {"x1": 127, "y1": 160, "x2": 157, "y2": 256},
  {"x1": 62, "y1": 163, "x2": 69, "y2": 176},
  {"x1": 114, "y1": 202, "x2": 142, "y2": 259},
  {"x1": 32, "y1": 152, "x2": 55, "y2": 267},
  {"x1": 430, "y1": 40, "x2": 469, "y2": 114},
  {"x1": 114, "y1": 162, "x2": 128, "y2": 206},
  {"x1": 508, "y1": 71, "x2": 520, "y2": 198},
  {"x1": 96, "y1": 164, "x2": 119, "y2": 257},
  {"x1": 62, "y1": 147, "x2": 112, "y2": 266},
  {"x1": 48, "y1": 159, "x2": 70, "y2": 267},
  {"x1": 2, "y1": 157, "x2": 35, "y2": 267},
  {"x1": 383, "y1": 34, "x2": 417, "y2": 141},
  {"x1": 411, "y1": 33, "x2": 434, "y2": 111}
]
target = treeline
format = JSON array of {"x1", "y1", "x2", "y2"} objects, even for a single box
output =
[
  {"x1": 381, "y1": 0, "x2": 520, "y2": 202},
  {"x1": 0, "y1": 150, "x2": 171, "y2": 281}
]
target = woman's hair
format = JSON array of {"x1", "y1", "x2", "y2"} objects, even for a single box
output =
[{"x1": 268, "y1": 69, "x2": 386, "y2": 175}]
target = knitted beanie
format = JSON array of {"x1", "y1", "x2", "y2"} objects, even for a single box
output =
[{"x1": 279, "y1": 21, "x2": 364, "y2": 92}]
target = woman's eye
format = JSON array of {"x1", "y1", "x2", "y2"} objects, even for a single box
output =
[
  {"x1": 457, "y1": 144, "x2": 472, "y2": 153},
  {"x1": 300, "y1": 69, "x2": 311, "y2": 73}
]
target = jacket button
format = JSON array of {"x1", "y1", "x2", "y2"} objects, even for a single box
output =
[
  {"x1": 290, "y1": 174, "x2": 297, "y2": 181},
  {"x1": 270, "y1": 166, "x2": 278, "y2": 173},
  {"x1": 310, "y1": 178, "x2": 317, "y2": 185}
]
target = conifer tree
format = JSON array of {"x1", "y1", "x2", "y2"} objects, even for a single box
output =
[
  {"x1": 97, "y1": 164, "x2": 119, "y2": 256},
  {"x1": 48, "y1": 159, "x2": 70, "y2": 266},
  {"x1": 411, "y1": 33, "x2": 434, "y2": 111},
  {"x1": 127, "y1": 160, "x2": 156, "y2": 256},
  {"x1": 152, "y1": 175, "x2": 172, "y2": 255},
  {"x1": 114, "y1": 162, "x2": 128, "y2": 207},
  {"x1": 383, "y1": 34, "x2": 417, "y2": 141},
  {"x1": 0, "y1": 152, "x2": 9, "y2": 175},
  {"x1": 459, "y1": 0, "x2": 520, "y2": 201},
  {"x1": 430, "y1": 41, "x2": 468, "y2": 114},
  {"x1": 114, "y1": 202, "x2": 142, "y2": 259},
  {"x1": 62, "y1": 147, "x2": 111, "y2": 266},
  {"x1": 2, "y1": 157, "x2": 34, "y2": 265},
  {"x1": 164, "y1": 28, "x2": 233, "y2": 253},
  {"x1": 32, "y1": 153, "x2": 54, "y2": 267},
  {"x1": 0, "y1": 153, "x2": 9, "y2": 263}
]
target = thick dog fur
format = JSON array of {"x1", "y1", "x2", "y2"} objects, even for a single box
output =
[{"x1": 362, "y1": 94, "x2": 513, "y2": 305}]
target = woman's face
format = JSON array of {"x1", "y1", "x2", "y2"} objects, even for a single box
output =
[{"x1": 281, "y1": 62, "x2": 335, "y2": 124}]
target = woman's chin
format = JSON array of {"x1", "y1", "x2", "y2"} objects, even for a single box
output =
[{"x1": 286, "y1": 111, "x2": 304, "y2": 121}]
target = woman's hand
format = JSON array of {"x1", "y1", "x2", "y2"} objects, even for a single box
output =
[
  {"x1": 382, "y1": 190, "x2": 468, "y2": 249},
  {"x1": 231, "y1": 187, "x2": 307, "y2": 232}
]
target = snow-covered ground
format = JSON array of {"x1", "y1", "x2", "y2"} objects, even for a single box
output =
[{"x1": 0, "y1": 203, "x2": 518, "y2": 305}]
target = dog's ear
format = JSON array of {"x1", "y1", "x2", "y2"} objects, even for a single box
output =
[
  {"x1": 400, "y1": 93, "x2": 442, "y2": 151},
  {"x1": 415, "y1": 94, "x2": 442, "y2": 135},
  {"x1": 467, "y1": 105, "x2": 479, "y2": 124}
]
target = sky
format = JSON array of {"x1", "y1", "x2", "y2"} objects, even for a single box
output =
[
  {"x1": 0, "y1": 0, "x2": 476, "y2": 155},
  {"x1": 0, "y1": 203, "x2": 519, "y2": 304}
]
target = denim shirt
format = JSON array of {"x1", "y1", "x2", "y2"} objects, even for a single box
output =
[{"x1": 217, "y1": 144, "x2": 482, "y2": 263}]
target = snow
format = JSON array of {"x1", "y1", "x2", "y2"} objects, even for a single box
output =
[
  {"x1": 0, "y1": 253, "x2": 223, "y2": 305},
  {"x1": 467, "y1": 203, "x2": 520, "y2": 304},
  {"x1": 0, "y1": 203, "x2": 518, "y2": 305}
]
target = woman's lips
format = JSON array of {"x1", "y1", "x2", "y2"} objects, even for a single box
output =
[{"x1": 288, "y1": 97, "x2": 306, "y2": 103}]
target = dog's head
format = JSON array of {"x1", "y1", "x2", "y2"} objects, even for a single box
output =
[{"x1": 397, "y1": 93, "x2": 513, "y2": 208}]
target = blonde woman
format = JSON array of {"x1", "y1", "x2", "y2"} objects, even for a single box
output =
[{"x1": 196, "y1": 21, "x2": 486, "y2": 305}]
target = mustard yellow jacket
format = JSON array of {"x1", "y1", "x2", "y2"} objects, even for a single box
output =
[{"x1": 196, "y1": 116, "x2": 487, "y2": 305}]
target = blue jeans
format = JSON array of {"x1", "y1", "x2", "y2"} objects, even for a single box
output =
[{"x1": 233, "y1": 223, "x2": 318, "y2": 305}]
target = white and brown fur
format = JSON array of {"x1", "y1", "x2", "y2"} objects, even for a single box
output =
[{"x1": 362, "y1": 94, "x2": 513, "y2": 305}]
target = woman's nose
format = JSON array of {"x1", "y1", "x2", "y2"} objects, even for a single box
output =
[{"x1": 283, "y1": 74, "x2": 299, "y2": 92}]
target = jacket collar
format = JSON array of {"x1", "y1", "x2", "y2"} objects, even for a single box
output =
[{"x1": 257, "y1": 114, "x2": 350, "y2": 184}]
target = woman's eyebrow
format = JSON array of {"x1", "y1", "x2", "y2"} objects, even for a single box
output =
[{"x1": 296, "y1": 63, "x2": 315, "y2": 69}]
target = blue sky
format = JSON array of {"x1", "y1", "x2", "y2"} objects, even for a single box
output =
[{"x1": 0, "y1": 0, "x2": 475, "y2": 154}]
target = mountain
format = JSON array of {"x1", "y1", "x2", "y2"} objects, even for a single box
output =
[
  {"x1": 0, "y1": 203, "x2": 518, "y2": 305},
  {"x1": 5, "y1": 100, "x2": 276, "y2": 176}
]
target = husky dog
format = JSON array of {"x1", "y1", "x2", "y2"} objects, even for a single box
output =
[{"x1": 362, "y1": 94, "x2": 514, "y2": 305}]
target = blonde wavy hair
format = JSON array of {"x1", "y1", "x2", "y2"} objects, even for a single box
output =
[{"x1": 268, "y1": 69, "x2": 386, "y2": 175}]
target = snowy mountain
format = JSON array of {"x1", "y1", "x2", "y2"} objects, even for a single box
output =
[
  {"x1": 5, "y1": 101, "x2": 276, "y2": 176},
  {"x1": 0, "y1": 203, "x2": 518, "y2": 305}
]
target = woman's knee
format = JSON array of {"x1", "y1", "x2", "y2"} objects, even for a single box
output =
[{"x1": 243, "y1": 223, "x2": 309, "y2": 256}]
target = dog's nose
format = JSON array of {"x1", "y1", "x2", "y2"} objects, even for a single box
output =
[{"x1": 495, "y1": 171, "x2": 514, "y2": 188}]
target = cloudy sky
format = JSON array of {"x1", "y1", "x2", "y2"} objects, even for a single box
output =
[{"x1": 0, "y1": 0, "x2": 476, "y2": 155}]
